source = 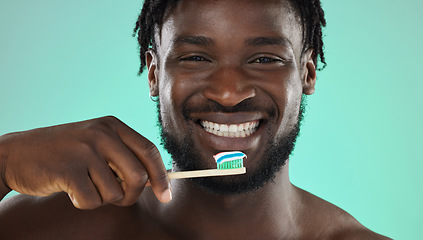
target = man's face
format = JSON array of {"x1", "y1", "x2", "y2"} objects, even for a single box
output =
[{"x1": 148, "y1": 0, "x2": 316, "y2": 193}]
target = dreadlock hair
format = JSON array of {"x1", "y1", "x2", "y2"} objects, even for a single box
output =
[{"x1": 133, "y1": 0, "x2": 327, "y2": 75}]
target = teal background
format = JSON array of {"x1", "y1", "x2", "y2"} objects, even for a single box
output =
[{"x1": 1, "y1": 0, "x2": 422, "y2": 239}]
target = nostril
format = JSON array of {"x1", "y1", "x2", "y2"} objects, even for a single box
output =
[{"x1": 202, "y1": 84, "x2": 256, "y2": 107}]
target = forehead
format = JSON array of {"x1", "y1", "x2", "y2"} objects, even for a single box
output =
[{"x1": 158, "y1": 0, "x2": 303, "y2": 54}]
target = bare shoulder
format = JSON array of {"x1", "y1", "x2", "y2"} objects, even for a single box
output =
[
  {"x1": 0, "y1": 193, "x2": 171, "y2": 240},
  {"x1": 329, "y1": 227, "x2": 392, "y2": 240},
  {"x1": 295, "y1": 187, "x2": 392, "y2": 240},
  {"x1": 0, "y1": 193, "x2": 127, "y2": 239}
]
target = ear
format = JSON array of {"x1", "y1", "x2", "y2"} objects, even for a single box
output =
[
  {"x1": 301, "y1": 49, "x2": 317, "y2": 95},
  {"x1": 145, "y1": 49, "x2": 160, "y2": 97}
]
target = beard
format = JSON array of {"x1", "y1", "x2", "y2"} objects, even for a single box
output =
[{"x1": 157, "y1": 96, "x2": 307, "y2": 195}]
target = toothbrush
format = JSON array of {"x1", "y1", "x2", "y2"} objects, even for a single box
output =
[{"x1": 167, "y1": 151, "x2": 247, "y2": 179}]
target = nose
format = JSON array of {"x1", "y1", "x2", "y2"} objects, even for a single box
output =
[{"x1": 202, "y1": 65, "x2": 256, "y2": 107}]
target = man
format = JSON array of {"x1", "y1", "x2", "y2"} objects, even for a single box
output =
[{"x1": 0, "y1": 0, "x2": 390, "y2": 239}]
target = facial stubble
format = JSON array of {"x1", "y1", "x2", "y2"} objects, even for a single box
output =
[{"x1": 157, "y1": 97, "x2": 306, "y2": 195}]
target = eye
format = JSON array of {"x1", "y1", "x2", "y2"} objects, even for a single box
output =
[
  {"x1": 176, "y1": 54, "x2": 213, "y2": 70},
  {"x1": 179, "y1": 55, "x2": 210, "y2": 62},
  {"x1": 250, "y1": 57, "x2": 281, "y2": 64}
]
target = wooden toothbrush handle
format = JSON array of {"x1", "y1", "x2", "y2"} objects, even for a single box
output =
[{"x1": 167, "y1": 167, "x2": 246, "y2": 179}]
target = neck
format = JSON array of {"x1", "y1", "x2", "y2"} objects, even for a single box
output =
[{"x1": 145, "y1": 162, "x2": 302, "y2": 239}]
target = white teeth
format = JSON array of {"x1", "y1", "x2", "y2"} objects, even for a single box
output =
[
  {"x1": 200, "y1": 120, "x2": 260, "y2": 138},
  {"x1": 241, "y1": 131, "x2": 246, "y2": 137},
  {"x1": 220, "y1": 124, "x2": 228, "y2": 132},
  {"x1": 228, "y1": 125, "x2": 237, "y2": 133}
]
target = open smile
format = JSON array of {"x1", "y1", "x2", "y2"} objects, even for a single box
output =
[
  {"x1": 199, "y1": 120, "x2": 261, "y2": 138},
  {"x1": 189, "y1": 112, "x2": 268, "y2": 151}
]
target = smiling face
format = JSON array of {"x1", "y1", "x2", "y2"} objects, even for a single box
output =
[{"x1": 147, "y1": 0, "x2": 316, "y2": 194}]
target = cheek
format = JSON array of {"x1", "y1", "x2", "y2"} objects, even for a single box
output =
[
  {"x1": 162, "y1": 66, "x2": 207, "y2": 105},
  {"x1": 273, "y1": 73, "x2": 303, "y2": 134},
  {"x1": 158, "y1": 73, "x2": 178, "y2": 130},
  {"x1": 158, "y1": 71, "x2": 200, "y2": 130},
  {"x1": 261, "y1": 69, "x2": 302, "y2": 109}
]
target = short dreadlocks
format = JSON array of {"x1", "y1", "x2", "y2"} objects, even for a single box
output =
[{"x1": 133, "y1": 0, "x2": 326, "y2": 75}]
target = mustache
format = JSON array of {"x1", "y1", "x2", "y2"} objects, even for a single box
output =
[{"x1": 182, "y1": 99, "x2": 277, "y2": 118}]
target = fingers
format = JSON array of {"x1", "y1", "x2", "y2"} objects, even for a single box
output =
[
  {"x1": 133, "y1": 141, "x2": 172, "y2": 203},
  {"x1": 93, "y1": 117, "x2": 171, "y2": 205},
  {"x1": 88, "y1": 160, "x2": 124, "y2": 205},
  {"x1": 103, "y1": 143, "x2": 149, "y2": 206},
  {"x1": 1, "y1": 116, "x2": 171, "y2": 210},
  {"x1": 65, "y1": 145, "x2": 146, "y2": 209},
  {"x1": 111, "y1": 118, "x2": 172, "y2": 203},
  {"x1": 36, "y1": 116, "x2": 172, "y2": 209},
  {"x1": 66, "y1": 175, "x2": 102, "y2": 210}
]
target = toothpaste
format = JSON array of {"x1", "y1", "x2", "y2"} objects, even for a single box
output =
[{"x1": 213, "y1": 151, "x2": 247, "y2": 164}]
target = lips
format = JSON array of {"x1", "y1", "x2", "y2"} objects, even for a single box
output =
[
  {"x1": 188, "y1": 111, "x2": 267, "y2": 151},
  {"x1": 199, "y1": 120, "x2": 260, "y2": 138}
]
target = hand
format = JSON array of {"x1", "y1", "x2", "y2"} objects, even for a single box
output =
[{"x1": 0, "y1": 116, "x2": 171, "y2": 209}]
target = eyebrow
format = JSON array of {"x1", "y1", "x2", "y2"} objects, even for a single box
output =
[
  {"x1": 173, "y1": 36, "x2": 214, "y2": 47},
  {"x1": 244, "y1": 36, "x2": 293, "y2": 49},
  {"x1": 172, "y1": 35, "x2": 293, "y2": 49}
]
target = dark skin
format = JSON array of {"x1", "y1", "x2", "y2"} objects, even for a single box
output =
[{"x1": 0, "y1": 0, "x2": 390, "y2": 239}]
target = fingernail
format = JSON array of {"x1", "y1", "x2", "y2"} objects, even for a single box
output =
[
  {"x1": 68, "y1": 193, "x2": 74, "y2": 202},
  {"x1": 68, "y1": 194, "x2": 80, "y2": 208},
  {"x1": 161, "y1": 188, "x2": 172, "y2": 203}
]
